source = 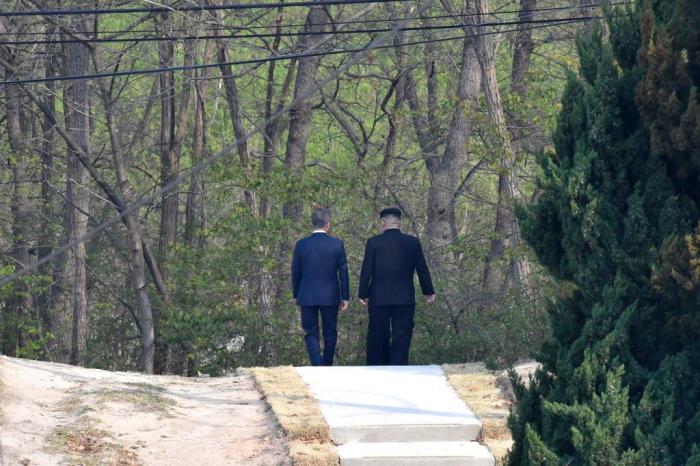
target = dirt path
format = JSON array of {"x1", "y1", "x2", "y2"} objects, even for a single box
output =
[{"x1": 0, "y1": 356, "x2": 290, "y2": 466}]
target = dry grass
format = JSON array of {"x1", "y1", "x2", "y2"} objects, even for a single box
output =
[
  {"x1": 443, "y1": 363, "x2": 513, "y2": 465},
  {"x1": 247, "y1": 366, "x2": 339, "y2": 466},
  {"x1": 46, "y1": 416, "x2": 140, "y2": 466},
  {"x1": 289, "y1": 442, "x2": 338, "y2": 466}
]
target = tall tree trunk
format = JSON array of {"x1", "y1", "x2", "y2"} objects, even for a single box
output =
[
  {"x1": 37, "y1": 24, "x2": 62, "y2": 356},
  {"x1": 185, "y1": 43, "x2": 213, "y2": 250},
  {"x1": 103, "y1": 105, "x2": 156, "y2": 375},
  {"x1": 260, "y1": 4, "x2": 292, "y2": 218},
  {"x1": 89, "y1": 30, "x2": 158, "y2": 373},
  {"x1": 156, "y1": 13, "x2": 193, "y2": 373},
  {"x1": 401, "y1": 30, "x2": 481, "y2": 278},
  {"x1": 282, "y1": 5, "x2": 326, "y2": 223},
  {"x1": 2, "y1": 68, "x2": 34, "y2": 356},
  {"x1": 157, "y1": 12, "x2": 177, "y2": 282},
  {"x1": 425, "y1": 39, "x2": 481, "y2": 278},
  {"x1": 509, "y1": 0, "x2": 541, "y2": 157},
  {"x1": 23, "y1": 76, "x2": 163, "y2": 373},
  {"x1": 215, "y1": 34, "x2": 256, "y2": 213},
  {"x1": 62, "y1": 17, "x2": 91, "y2": 366},
  {"x1": 510, "y1": 0, "x2": 536, "y2": 97},
  {"x1": 473, "y1": 0, "x2": 530, "y2": 297},
  {"x1": 374, "y1": 22, "x2": 408, "y2": 205}
]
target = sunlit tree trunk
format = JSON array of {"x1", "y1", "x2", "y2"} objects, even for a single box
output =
[
  {"x1": 473, "y1": 0, "x2": 531, "y2": 297},
  {"x1": 62, "y1": 17, "x2": 91, "y2": 366},
  {"x1": 2, "y1": 72, "x2": 34, "y2": 356},
  {"x1": 282, "y1": 5, "x2": 326, "y2": 223}
]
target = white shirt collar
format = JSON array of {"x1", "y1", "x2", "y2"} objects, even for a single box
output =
[{"x1": 312, "y1": 229, "x2": 328, "y2": 234}]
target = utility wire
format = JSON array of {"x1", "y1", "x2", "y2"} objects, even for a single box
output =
[
  {"x1": 0, "y1": 0, "x2": 414, "y2": 17},
  {"x1": 0, "y1": 8, "x2": 624, "y2": 286},
  {"x1": 0, "y1": 15, "x2": 597, "y2": 46},
  {"x1": 0, "y1": 0, "x2": 429, "y2": 287},
  {"x1": 0, "y1": 1, "x2": 632, "y2": 33},
  {"x1": 0, "y1": 16, "x2": 597, "y2": 86}
]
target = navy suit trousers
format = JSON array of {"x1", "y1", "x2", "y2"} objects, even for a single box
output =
[
  {"x1": 366, "y1": 304, "x2": 415, "y2": 365},
  {"x1": 301, "y1": 305, "x2": 339, "y2": 366}
]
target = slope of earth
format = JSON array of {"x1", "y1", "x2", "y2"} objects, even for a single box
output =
[{"x1": 0, "y1": 356, "x2": 290, "y2": 466}]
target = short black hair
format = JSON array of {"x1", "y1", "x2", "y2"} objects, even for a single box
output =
[
  {"x1": 311, "y1": 207, "x2": 331, "y2": 228},
  {"x1": 379, "y1": 207, "x2": 402, "y2": 219}
]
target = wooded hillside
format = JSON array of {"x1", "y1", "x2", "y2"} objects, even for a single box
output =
[{"x1": 0, "y1": 0, "x2": 606, "y2": 374}]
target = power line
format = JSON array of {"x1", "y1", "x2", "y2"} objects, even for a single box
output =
[
  {"x1": 0, "y1": 0, "x2": 428, "y2": 287},
  {"x1": 0, "y1": 16, "x2": 596, "y2": 46},
  {"x1": 0, "y1": 0, "x2": 414, "y2": 17},
  {"x1": 0, "y1": 1, "x2": 632, "y2": 34},
  {"x1": 0, "y1": 17, "x2": 597, "y2": 86},
  {"x1": 0, "y1": 7, "x2": 621, "y2": 286}
]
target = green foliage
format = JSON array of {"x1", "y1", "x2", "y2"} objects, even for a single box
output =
[
  {"x1": 508, "y1": 1, "x2": 700, "y2": 464},
  {"x1": 2, "y1": 0, "x2": 573, "y2": 373},
  {"x1": 0, "y1": 263, "x2": 55, "y2": 360}
]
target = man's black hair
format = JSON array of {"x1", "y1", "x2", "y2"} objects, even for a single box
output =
[{"x1": 379, "y1": 207, "x2": 402, "y2": 219}]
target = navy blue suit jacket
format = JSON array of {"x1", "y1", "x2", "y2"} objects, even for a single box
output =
[
  {"x1": 292, "y1": 232, "x2": 350, "y2": 307},
  {"x1": 358, "y1": 229, "x2": 434, "y2": 306}
]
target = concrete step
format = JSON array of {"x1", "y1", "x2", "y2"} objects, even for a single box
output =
[
  {"x1": 337, "y1": 441, "x2": 495, "y2": 466},
  {"x1": 296, "y1": 366, "x2": 482, "y2": 443}
]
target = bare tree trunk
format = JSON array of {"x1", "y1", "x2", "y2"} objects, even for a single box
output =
[
  {"x1": 185, "y1": 43, "x2": 213, "y2": 249},
  {"x1": 22, "y1": 77, "x2": 163, "y2": 373},
  {"x1": 509, "y1": 0, "x2": 542, "y2": 158},
  {"x1": 62, "y1": 17, "x2": 91, "y2": 366},
  {"x1": 260, "y1": 4, "x2": 293, "y2": 218},
  {"x1": 472, "y1": 0, "x2": 530, "y2": 297},
  {"x1": 157, "y1": 12, "x2": 177, "y2": 281},
  {"x1": 510, "y1": 0, "x2": 536, "y2": 97},
  {"x1": 37, "y1": 28, "x2": 60, "y2": 348},
  {"x1": 282, "y1": 5, "x2": 326, "y2": 223},
  {"x1": 61, "y1": 17, "x2": 90, "y2": 364},
  {"x1": 425, "y1": 39, "x2": 481, "y2": 278},
  {"x1": 373, "y1": 22, "x2": 408, "y2": 205},
  {"x1": 401, "y1": 30, "x2": 481, "y2": 278},
  {"x1": 2, "y1": 69, "x2": 34, "y2": 356},
  {"x1": 374, "y1": 74, "x2": 404, "y2": 204},
  {"x1": 156, "y1": 13, "x2": 194, "y2": 373},
  {"x1": 90, "y1": 35, "x2": 158, "y2": 373},
  {"x1": 104, "y1": 108, "x2": 156, "y2": 375},
  {"x1": 215, "y1": 33, "x2": 257, "y2": 213}
]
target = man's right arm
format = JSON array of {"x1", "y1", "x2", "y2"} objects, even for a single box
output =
[
  {"x1": 358, "y1": 238, "x2": 375, "y2": 302},
  {"x1": 291, "y1": 241, "x2": 302, "y2": 299}
]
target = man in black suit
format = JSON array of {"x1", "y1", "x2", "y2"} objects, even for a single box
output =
[
  {"x1": 292, "y1": 208, "x2": 350, "y2": 366},
  {"x1": 358, "y1": 207, "x2": 435, "y2": 365}
]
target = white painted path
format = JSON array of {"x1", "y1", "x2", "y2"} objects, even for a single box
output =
[{"x1": 296, "y1": 365, "x2": 495, "y2": 466}]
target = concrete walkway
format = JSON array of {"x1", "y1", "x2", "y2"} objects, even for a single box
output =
[{"x1": 296, "y1": 365, "x2": 494, "y2": 466}]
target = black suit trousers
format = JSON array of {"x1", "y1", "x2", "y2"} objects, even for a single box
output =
[{"x1": 366, "y1": 304, "x2": 415, "y2": 365}]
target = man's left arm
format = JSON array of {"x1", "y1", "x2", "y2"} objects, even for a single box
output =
[
  {"x1": 415, "y1": 239, "x2": 435, "y2": 299},
  {"x1": 338, "y1": 241, "x2": 350, "y2": 309}
]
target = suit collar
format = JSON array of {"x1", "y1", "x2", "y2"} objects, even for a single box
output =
[{"x1": 382, "y1": 228, "x2": 401, "y2": 234}]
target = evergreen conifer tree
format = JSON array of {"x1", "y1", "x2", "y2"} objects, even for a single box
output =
[{"x1": 507, "y1": 0, "x2": 699, "y2": 464}]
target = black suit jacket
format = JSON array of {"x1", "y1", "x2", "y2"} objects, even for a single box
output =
[
  {"x1": 292, "y1": 232, "x2": 350, "y2": 307},
  {"x1": 358, "y1": 229, "x2": 434, "y2": 306}
]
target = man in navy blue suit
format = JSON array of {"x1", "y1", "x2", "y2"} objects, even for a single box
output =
[
  {"x1": 358, "y1": 207, "x2": 435, "y2": 365},
  {"x1": 292, "y1": 208, "x2": 350, "y2": 366}
]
